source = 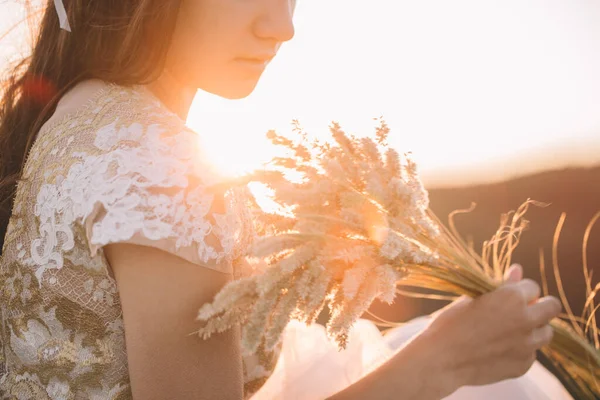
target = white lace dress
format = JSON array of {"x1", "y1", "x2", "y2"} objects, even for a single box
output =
[{"x1": 0, "y1": 83, "x2": 267, "y2": 399}]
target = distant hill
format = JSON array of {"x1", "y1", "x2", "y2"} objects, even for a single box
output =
[
  {"x1": 369, "y1": 164, "x2": 600, "y2": 322},
  {"x1": 420, "y1": 136, "x2": 600, "y2": 189}
]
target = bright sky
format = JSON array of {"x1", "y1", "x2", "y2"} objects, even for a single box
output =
[{"x1": 3, "y1": 1, "x2": 600, "y2": 187}]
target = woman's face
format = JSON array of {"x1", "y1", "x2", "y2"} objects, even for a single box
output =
[{"x1": 167, "y1": 0, "x2": 296, "y2": 99}]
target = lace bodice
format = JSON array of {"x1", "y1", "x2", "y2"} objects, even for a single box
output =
[{"x1": 0, "y1": 83, "x2": 273, "y2": 399}]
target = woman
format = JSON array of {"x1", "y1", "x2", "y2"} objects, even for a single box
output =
[{"x1": 0, "y1": 1, "x2": 565, "y2": 399}]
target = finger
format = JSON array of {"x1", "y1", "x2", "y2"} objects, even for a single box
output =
[
  {"x1": 526, "y1": 296, "x2": 561, "y2": 328},
  {"x1": 515, "y1": 279, "x2": 541, "y2": 304},
  {"x1": 529, "y1": 324, "x2": 554, "y2": 349},
  {"x1": 504, "y1": 264, "x2": 523, "y2": 284}
]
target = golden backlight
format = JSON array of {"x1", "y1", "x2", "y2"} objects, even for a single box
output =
[
  {"x1": 2, "y1": 1, "x2": 600, "y2": 187},
  {"x1": 186, "y1": 0, "x2": 600, "y2": 187}
]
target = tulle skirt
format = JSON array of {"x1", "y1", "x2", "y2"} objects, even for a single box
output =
[{"x1": 251, "y1": 317, "x2": 573, "y2": 400}]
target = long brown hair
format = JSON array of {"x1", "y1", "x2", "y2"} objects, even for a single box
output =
[{"x1": 0, "y1": 0, "x2": 182, "y2": 253}]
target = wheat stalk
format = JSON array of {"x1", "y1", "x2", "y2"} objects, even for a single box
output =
[{"x1": 196, "y1": 120, "x2": 600, "y2": 398}]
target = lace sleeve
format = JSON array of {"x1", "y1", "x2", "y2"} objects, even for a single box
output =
[{"x1": 78, "y1": 118, "x2": 240, "y2": 274}]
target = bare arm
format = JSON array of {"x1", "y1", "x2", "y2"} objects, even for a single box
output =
[
  {"x1": 105, "y1": 243, "x2": 244, "y2": 400},
  {"x1": 107, "y1": 245, "x2": 559, "y2": 400},
  {"x1": 328, "y1": 329, "x2": 455, "y2": 400}
]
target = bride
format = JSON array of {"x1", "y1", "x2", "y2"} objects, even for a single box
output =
[{"x1": 0, "y1": 1, "x2": 570, "y2": 399}]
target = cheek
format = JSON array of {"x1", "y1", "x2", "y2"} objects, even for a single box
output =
[
  {"x1": 172, "y1": 2, "x2": 240, "y2": 62},
  {"x1": 167, "y1": 30, "x2": 234, "y2": 88},
  {"x1": 167, "y1": 0, "x2": 257, "y2": 91},
  {"x1": 168, "y1": 13, "x2": 218, "y2": 74}
]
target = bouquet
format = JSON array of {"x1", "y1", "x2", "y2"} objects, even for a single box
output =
[{"x1": 196, "y1": 119, "x2": 600, "y2": 399}]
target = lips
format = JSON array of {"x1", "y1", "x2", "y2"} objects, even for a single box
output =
[
  {"x1": 237, "y1": 54, "x2": 276, "y2": 63},
  {"x1": 234, "y1": 57, "x2": 274, "y2": 73}
]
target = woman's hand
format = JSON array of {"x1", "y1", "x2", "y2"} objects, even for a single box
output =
[{"x1": 424, "y1": 264, "x2": 562, "y2": 393}]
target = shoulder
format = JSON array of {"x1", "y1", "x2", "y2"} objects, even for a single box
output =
[
  {"x1": 39, "y1": 80, "x2": 196, "y2": 152},
  {"x1": 28, "y1": 80, "x2": 218, "y2": 209},
  {"x1": 33, "y1": 80, "x2": 217, "y2": 189}
]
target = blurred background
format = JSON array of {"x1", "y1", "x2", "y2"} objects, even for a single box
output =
[{"x1": 2, "y1": 0, "x2": 599, "y2": 321}]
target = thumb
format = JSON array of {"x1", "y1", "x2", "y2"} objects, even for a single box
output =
[{"x1": 503, "y1": 263, "x2": 523, "y2": 284}]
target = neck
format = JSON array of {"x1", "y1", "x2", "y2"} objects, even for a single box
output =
[{"x1": 145, "y1": 70, "x2": 196, "y2": 120}]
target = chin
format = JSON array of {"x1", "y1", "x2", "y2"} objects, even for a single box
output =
[{"x1": 201, "y1": 76, "x2": 262, "y2": 100}]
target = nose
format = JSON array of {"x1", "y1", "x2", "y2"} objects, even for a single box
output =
[{"x1": 254, "y1": 0, "x2": 296, "y2": 44}]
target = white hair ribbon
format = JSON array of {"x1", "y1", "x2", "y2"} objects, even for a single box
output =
[{"x1": 53, "y1": 0, "x2": 71, "y2": 32}]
